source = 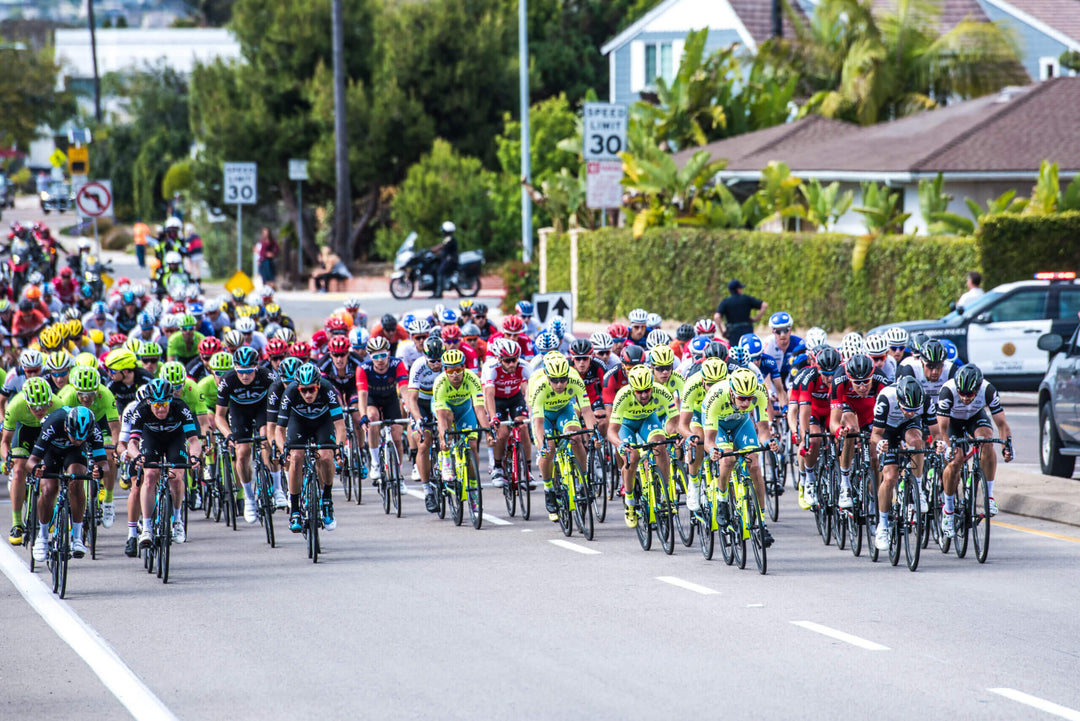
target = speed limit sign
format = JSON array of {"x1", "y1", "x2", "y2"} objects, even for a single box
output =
[
  {"x1": 583, "y1": 103, "x2": 628, "y2": 162},
  {"x1": 223, "y1": 162, "x2": 257, "y2": 205}
]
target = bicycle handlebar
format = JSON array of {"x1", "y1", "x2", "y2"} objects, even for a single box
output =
[
  {"x1": 369, "y1": 419, "x2": 410, "y2": 428},
  {"x1": 546, "y1": 428, "x2": 596, "y2": 442},
  {"x1": 141, "y1": 461, "x2": 195, "y2": 470},
  {"x1": 38, "y1": 471, "x2": 93, "y2": 480},
  {"x1": 285, "y1": 442, "x2": 340, "y2": 451},
  {"x1": 717, "y1": 445, "x2": 768, "y2": 458},
  {"x1": 627, "y1": 437, "x2": 674, "y2": 451}
]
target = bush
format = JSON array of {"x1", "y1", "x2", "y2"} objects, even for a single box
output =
[
  {"x1": 499, "y1": 260, "x2": 538, "y2": 314},
  {"x1": 102, "y1": 226, "x2": 133, "y2": 251},
  {"x1": 551, "y1": 228, "x2": 976, "y2": 331},
  {"x1": 975, "y1": 212, "x2": 1080, "y2": 289},
  {"x1": 161, "y1": 160, "x2": 193, "y2": 200}
]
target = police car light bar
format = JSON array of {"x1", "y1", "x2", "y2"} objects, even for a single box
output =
[{"x1": 1034, "y1": 271, "x2": 1077, "y2": 280}]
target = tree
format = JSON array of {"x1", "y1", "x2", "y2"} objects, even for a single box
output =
[
  {"x1": 0, "y1": 41, "x2": 75, "y2": 151},
  {"x1": 800, "y1": 178, "x2": 853, "y2": 230},
  {"x1": 620, "y1": 146, "x2": 734, "y2": 237}
]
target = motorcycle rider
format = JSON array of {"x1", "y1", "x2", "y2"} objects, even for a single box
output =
[
  {"x1": 431, "y1": 221, "x2": 458, "y2": 299},
  {"x1": 152, "y1": 251, "x2": 192, "y2": 300},
  {"x1": 51, "y1": 267, "x2": 78, "y2": 306}
]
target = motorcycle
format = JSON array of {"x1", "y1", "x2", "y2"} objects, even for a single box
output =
[
  {"x1": 389, "y1": 232, "x2": 483, "y2": 300},
  {"x1": 79, "y1": 255, "x2": 115, "y2": 303}
]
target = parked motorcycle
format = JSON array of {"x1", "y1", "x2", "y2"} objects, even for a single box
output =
[{"x1": 389, "y1": 232, "x2": 483, "y2": 300}]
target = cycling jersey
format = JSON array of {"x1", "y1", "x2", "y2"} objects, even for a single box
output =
[
  {"x1": 128, "y1": 399, "x2": 200, "y2": 442},
  {"x1": 184, "y1": 357, "x2": 211, "y2": 382},
  {"x1": 601, "y1": 366, "x2": 627, "y2": 406},
  {"x1": 216, "y1": 367, "x2": 276, "y2": 409},
  {"x1": 796, "y1": 367, "x2": 834, "y2": 422},
  {"x1": 108, "y1": 367, "x2": 155, "y2": 410},
  {"x1": 872, "y1": 386, "x2": 936, "y2": 430},
  {"x1": 32, "y1": 408, "x2": 107, "y2": 466},
  {"x1": 480, "y1": 358, "x2": 531, "y2": 399},
  {"x1": 166, "y1": 331, "x2": 205, "y2": 364},
  {"x1": 762, "y1": 334, "x2": 806, "y2": 381},
  {"x1": 431, "y1": 371, "x2": 484, "y2": 412},
  {"x1": 408, "y1": 357, "x2": 441, "y2": 402},
  {"x1": 936, "y1": 379, "x2": 1002, "y2": 421},
  {"x1": 527, "y1": 369, "x2": 588, "y2": 414},
  {"x1": 896, "y1": 361, "x2": 956, "y2": 404},
  {"x1": 355, "y1": 358, "x2": 408, "y2": 400},
  {"x1": 196, "y1": 374, "x2": 218, "y2": 414},
  {"x1": 277, "y1": 379, "x2": 345, "y2": 425},
  {"x1": 829, "y1": 372, "x2": 889, "y2": 429},
  {"x1": 55, "y1": 384, "x2": 120, "y2": 424},
  {"x1": 657, "y1": 372, "x2": 684, "y2": 405},
  {"x1": 319, "y1": 354, "x2": 363, "y2": 406},
  {"x1": 0, "y1": 368, "x2": 32, "y2": 398},
  {"x1": 2, "y1": 393, "x2": 62, "y2": 431},
  {"x1": 609, "y1": 384, "x2": 675, "y2": 424},
  {"x1": 179, "y1": 377, "x2": 208, "y2": 416},
  {"x1": 701, "y1": 380, "x2": 768, "y2": 430},
  {"x1": 396, "y1": 339, "x2": 424, "y2": 370}
]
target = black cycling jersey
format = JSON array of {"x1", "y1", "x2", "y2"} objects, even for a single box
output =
[
  {"x1": 185, "y1": 357, "x2": 210, "y2": 382},
  {"x1": 277, "y1": 379, "x2": 345, "y2": 425},
  {"x1": 128, "y1": 399, "x2": 200, "y2": 441},
  {"x1": 356, "y1": 357, "x2": 407, "y2": 401},
  {"x1": 318, "y1": 355, "x2": 362, "y2": 403},
  {"x1": 31, "y1": 409, "x2": 107, "y2": 463},
  {"x1": 107, "y1": 367, "x2": 155, "y2": 410},
  {"x1": 215, "y1": 366, "x2": 276, "y2": 409},
  {"x1": 266, "y1": 379, "x2": 287, "y2": 420}
]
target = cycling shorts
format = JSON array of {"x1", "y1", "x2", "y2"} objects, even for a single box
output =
[
  {"x1": 879, "y1": 417, "x2": 926, "y2": 466},
  {"x1": 41, "y1": 446, "x2": 92, "y2": 475},
  {"x1": 367, "y1": 396, "x2": 402, "y2": 423},
  {"x1": 713, "y1": 415, "x2": 758, "y2": 453},
  {"x1": 137, "y1": 437, "x2": 189, "y2": 483},
  {"x1": 12, "y1": 424, "x2": 41, "y2": 459},
  {"x1": 417, "y1": 398, "x2": 434, "y2": 424},
  {"x1": 494, "y1": 392, "x2": 528, "y2": 421},
  {"x1": 617, "y1": 412, "x2": 665, "y2": 445},
  {"x1": 542, "y1": 404, "x2": 580, "y2": 438},
  {"x1": 945, "y1": 410, "x2": 992, "y2": 440},
  {"x1": 229, "y1": 405, "x2": 267, "y2": 440},
  {"x1": 96, "y1": 418, "x2": 114, "y2": 446},
  {"x1": 286, "y1": 415, "x2": 336, "y2": 447},
  {"x1": 444, "y1": 402, "x2": 479, "y2": 432}
]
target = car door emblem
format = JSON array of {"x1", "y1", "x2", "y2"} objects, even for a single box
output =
[{"x1": 1002, "y1": 343, "x2": 1016, "y2": 356}]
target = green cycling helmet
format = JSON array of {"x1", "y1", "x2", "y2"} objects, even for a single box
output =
[
  {"x1": 138, "y1": 341, "x2": 163, "y2": 361},
  {"x1": 70, "y1": 365, "x2": 100, "y2": 393},
  {"x1": 209, "y1": 351, "x2": 234, "y2": 373},
  {"x1": 179, "y1": 313, "x2": 197, "y2": 330},
  {"x1": 23, "y1": 376, "x2": 53, "y2": 407},
  {"x1": 159, "y1": 360, "x2": 187, "y2": 390}
]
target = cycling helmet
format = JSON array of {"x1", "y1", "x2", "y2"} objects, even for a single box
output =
[
  {"x1": 80, "y1": 284, "x2": 94, "y2": 299},
  {"x1": 87, "y1": 329, "x2": 104, "y2": 346},
  {"x1": 123, "y1": 338, "x2": 143, "y2": 354},
  {"x1": 676, "y1": 323, "x2": 694, "y2": 342},
  {"x1": 909, "y1": 332, "x2": 930, "y2": 356},
  {"x1": 493, "y1": 338, "x2": 519, "y2": 360},
  {"x1": 381, "y1": 314, "x2": 398, "y2": 332},
  {"x1": 439, "y1": 308, "x2": 459, "y2": 326},
  {"x1": 440, "y1": 324, "x2": 462, "y2": 342},
  {"x1": 534, "y1": 331, "x2": 559, "y2": 353},
  {"x1": 138, "y1": 311, "x2": 155, "y2": 329},
  {"x1": 688, "y1": 336, "x2": 710, "y2": 359},
  {"x1": 233, "y1": 346, "x2": 259, "y2": 369},
  {"x1": 61, "y1": 305, "x2": 78, "y2": 321},
  {"x1": 209, "y1": 351, "x2": 234, "y2": 373},
  {"x1": 728, "y1": 345, "x2": 749, "y2": 367},
  {"x1": 547, "y1": 316, "x2": 565, "y2": 338},
  {"x1": 646, "y1": 312, "x2": 663, "y2": 329},
  {"x1": 223, "y1": 329, "x2": 243, "y2": 350},
  {"x1": 769, "y1": 312, "x2": 793, "y2": 330},
  {"x1": 274, "y1": 327, "x2": 297, "y2": 344},
  {"x1": 92, "y1": 301, "x2": 108, "y2": 315},
  {"x1": 170, "y1": 302, "x2": 187, "y2": 315},
  {"x1": 70, "y1": 365, "x2": 100, "y2": 392},
  {"x1": 694, "y1": 318, "x2": 717, "y2": 336},
  {"x1": 864, "y1": 333, "x2": 889, "y2": 355},
  {"x1": 121, "y1": 290, "x2": 135, "y2": 305},
  {"x1": 461, "y1": 323, "x2": 481, "y2": 338},
  {"x1": 628, "y1": 308, "x2": 648, "y2": 325},
  {"x1": 235, "y1": 316, "x2": 256, "y2": 334},
  {"x1": 160, "y1": 314, "x2": 179, "y2": 331},
  {"x1": 845, "y1": 353, "x2": 874, "y2": 382},
  {"x1": 458, "y1": 299, "x2": 473, "y2": 316},
  {"x1": 345, "y1": 296, "x2": 362, "y2": 311},
  {"x1": 132, "y1": 283, "x2": 147, "y2": 298},
  {"x1": 569, "y1": 338, "x2": 593, "y2": 357},
  {"x1": 0, "y1": 299, "x2": 9, "y2": 314},
  {"x1": 189, "y1": 302, "x2": 204, "y2": 317},
  {"x1": 230, "y1": 287, "x2": 247, "y2": 302},
  {"x1": 543, "y1": 352, "x2": 569, "y2": 380},
  {"x1": 367, "y1": 336, "x2": 391, "y2": 353},
  {"x1": 107, "y1": 333, "x2": 128, "y2": 349},
  {"x1": 646, "y1": 329, "x2": 671, "y2": 349},
  {"x1": 884, "y1": 326, "x2": 909, "y2": 348},
  {"x1": 406, "y1": 318, "x2": 431, "y2": 336},
  {"x1": 264, "y1": 338, "x2": 288, "y2": 358},
  {"x1": 954, "y1": 364, "x2": 983, "y2": 394},
  {"x1": 65, "y1": 406, "x2": 96, "y2": 440},
  {"x1": 65, "y1": 320, "x2": 83, "y2": 339},
  {"x1": 264, "y1": 303, "x2": 281, "y2": 318},
  {"x1": 138, "y1": 342, "x2": 163, "y2": 361},
  {"x1": 701, "y1": 358, "x2": 728, "y2": 384},
  {"x1": 258, "y1": 286, "x2": 274, "y2": 300},
  {"x1": 841, "y1": 331, "x2": 864, "y2": 350},
  {"x1": 501, "y1": 315, "x2": 524, "y2": 334},
  {"x1": 738, "y1": 333, "x2": 763, "y2": 360},
  {"x1": 295, "y1": 363, "x2": 320, "y2": 386},
  {"x1": 350, "y1": 327, "x2": 369, "y2": 350},
  {"x1": 939, "y1": 338, "x2": 959, "y2": 363},
  {"x1": 442, "y1": 349, "x2": 466, "y2": 368},
  {"x1": 649, "y1": 344, "x2": 675, "y2": 367},
  {"x1": 816, "y1": 346, "x2": 842, "y2": 374},
  {"x1": 198, "y1": 336, "x2": 223, "y2": 358},
  {"x1": 159, "y1": 361, "x2": 186, "y2": 390},
  {"x1": 19, "y1": 349, "x2": 42, "y2": 369},
  {"x1": 423, "y1": 336, "x2": 445, "y2": 360},
  {"x1": 621, "y1": 345, "x2": 645, "y2": 367},
  {"x1": 607, "y1": 323, "x2": 629, "y2": 340},
  {"x1": 328, "y1": 336, "x2": 350, "y2": 355},
  {"x1": 75, "y1": 352, "x2": 98, "y2": 368},
  {"x1": 515, "y1": 300, "x2": 533, "y2": 317},
  {"x1": 38, "y1": 325, "x2": 64, "y2": 351},
  {"x1": 920, "y1": 339, "x2": 947, "y2": 364},
  {"x1": 165, "y1": 251, "x2": 182, "y2": 265},
  {"x1": 627, "y1": 365, "x2": 653, "y2": 391},
  {"x1": 44, "y1": 351, "x2": 74, "y2": 373},
  {"x1": 311, "y1": 330, "x2": 330, "y2": 349},
  {"x1": 895, "y1": 376, "x2": 925, "y2": 410},
  {"x1": 704, "y1": 341, "x2": 729, "y2": 361},
  {"x1": 277, "y1": 356, "x2": 300, "y2": 381},
  {"x1": 23, "y1": 376, "x2": 52, "y2": 407},
  {"x1": 589, "y1": 332, "x2": 613, "y2": 352},
  {"x1": 289, "y1": 341, "x2": 312, "y2": 359},
  {"x1": 473, "y1": 302, "x2": 488, "y2": 316},
  {"x1": 729, "y1": 368, "x2": 759, "y2": 397},
  {"x1": 325, "y1": 316, "x2": 348, "y2": 335}
]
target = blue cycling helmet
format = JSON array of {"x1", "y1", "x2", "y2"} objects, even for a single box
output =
[
  {"x1": 548, "y1": 316, "x2": 566, "y2": 339},
  {"x1": 728, "y1": 345, "x2": 749, "y2": 367},
  {"x1": 121, "y1": 291, "x2": 135, "y2": 304},
  {"x1": 138, "y1": 311, "x2": 155, "y2": 329},
  {"x1": 65, "y1": 405, "x2": 96, "y2": 441},
  {"x1": 688, "y1": 336, "x2": 711, "y2": 358},
  {"x1": 350, "y1": 326, "x2": 369, "y2": 350},
  {"x1": 401, "y1": 312, "x2": 416, "y2": 328},
  {"x1": 92, "y1": 301, "x2": 108, "y2": 315},
  {"x1": 278, "y1": 356, "x2": 302, "y2": 382},
  {"x1": 738, "y1": 333, "x2": 763, "y2": 360},
  {"x1": 516, "y1": 300, "x2": 533, "y2": 317},
  {"x1": 189, "y1": 301, "x2": 204, "y2": 317},
  {"x1": 534, "y1": 331, "x2": 559, "y2": 353},
  {"x1": 80, "y1": 284, "x2": 94, "y2": 299},
  {"x1": 146, "y1": 377, "x2": 172, "y2": 404},
  {"x1": 233, "y1": 346, "x2": 259, "y2": 370},
  {"x1": 295, "y1": 362, "x2": 319, "y2": 386},
  {"x1": 769, "y1": 311, "x2": 793, "y2": 330},
  {"x1": 939, "y1": 338, "x2": 959, "y2": 363},
  {"x1": 440, "y1": 308, "x2": 459, "y2": 326}
]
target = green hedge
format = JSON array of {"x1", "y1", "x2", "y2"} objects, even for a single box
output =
[
  {"x1": 551, "y1": 228, "x2": 977, "y2": 331},
  {"x1": 976, "y1": 212, "x2": 1080, "y2": 289}
]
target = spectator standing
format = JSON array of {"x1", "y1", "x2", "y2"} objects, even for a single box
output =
[
  {"x1": 184, "y1": 223, "x2": 204, "y2": 285},
  {"x1": 714, "y1": 279, "x2": 767, "y2": 346},
  {"x1": 257, "y1": 227, "x2": 279, "y2": 289},
  {"x1": 957, "y1": 271, "x2": 985, "y2": 310},
  {"x1": 132, "y1": 219, "x2": 149, "y2": 269}
]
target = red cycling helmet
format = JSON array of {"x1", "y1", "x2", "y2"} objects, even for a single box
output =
[
  {"x1": 500, "y1": 315, "x2": 524, "y2": 334},
  {"x1": 325, "y1": 317, "x2": 348, "y2": 335},
  {"x1": 289, "y1": 341, "x2": 312, "y2": 359},
  {"x1": 170, "y1": 302, "x2": 186, "y2": 314},
  {"x1": 117, "y1": 276, "x2": 132, "y2": 287},
  {"x1": 198, "y1": 336, "x2": 223, "y2": 358},
  {"x1": 327, "y1": 335, "x2": 350, "y2": 355},
  {"x1": 108, "y1": 332, "x2": 128, "y2": 347},
  {"x1": 310, "y1": 330, "x2": 328, "y2": 348},
  {"x1": 608, "y1": 323, "x2": 629, "y2": 340},
  {"x1": 441, "y1": 324, "x2": 461, "y2": 341},
  {"x1": 265, "y1": 337, "x2": 288, "y2": 358}
]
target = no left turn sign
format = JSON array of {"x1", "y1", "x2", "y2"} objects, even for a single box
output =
[{"x1": 76, "y1": 180, "x2": 113, "y2": 218}]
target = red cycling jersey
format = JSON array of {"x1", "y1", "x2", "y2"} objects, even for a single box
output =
[
  {"x1": 602, "y1": 366, "x2": 627, "y2": 406},
  {"x1": 797, "y1": 367, "x2": 833, "y2": 423},
  {"x1": 830, "y1": 372, "x2": 889, "y2": 429},
  {"x1": 480, "y1": 359, "x2": 531, "y2": 399}
]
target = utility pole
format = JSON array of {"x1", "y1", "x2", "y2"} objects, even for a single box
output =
[
  {"x1": 771, "y1": 0, "x2": 783, "y2": 38},
  {"x1": 331, "y1": 0, "x2": 351, "y2": 257},
  {"x1": 519, "y1": 0, "x2": 532, "y2": 262},
  {"x1": 87, "y1": 0, "x2": 102, "y2": 122}
]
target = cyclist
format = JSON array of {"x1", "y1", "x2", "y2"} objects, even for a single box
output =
[
  {"x1": 896, "y1": 338, "x2": 955, "y2": 407},
  {"x1": 214, "y1": 345, "x2": 277, "y2": 524},
  {"x1": 627, "y1": 308, "x2": 649, "y2": 347},
  {"x1": 608, "y1": 365, "x2": 677, "y2": 528},
  {"x1": 740, "y1": 333, "x2": 787, "y2": 413},
  {"x1": 406, "y1": 337, "x2": 445, "y2": 509},
  {"x1": 185, "y1": 336, "x2": 223, "y2": 382},
  {"x1": 137, "y1": 341, "x2": 163, "y2": 376},
  {"x1": 589, "y1": 332, "x2": 617, "y2": 372},
  {"x1": 870, "y1": 375, "x2": 943, "y2": 551},
  {"x1": 702, "y1": 367, "x2": 777, "y2": 547},
  {"x1": 0, "y1": 349, "x2": 44, "y2": 417},
  {"x1": 57, "y1": 365, "x2": 122, "y2": 526},
  {"x1": 649, "y1": 344, "x2": 683, "y2": 405},
  {"x1": 131, "y1": 378, "x2": 203, "y2": 548},
  {"x1": 607, "y1": 323, "x2": 630, "y2": 360},
  {"x1": 356, "y1": 336, "x2": 408, "y2": 483},
  {"x1": 829, "y1": 353, "x2": 888, "y2": 509},
  {"x1": 528, "y1": 352, "x2": 596, "y2": 521},
  {"x1": 937, "y1": 364, "x2": 1013, "y2": 534},
  {"x1": 28, "y1": 406, "x2": 107, "y2": 562},
  {"x1": 797, "y1": 345, "x2": 842, "y2": 508},
  {"x1": 884, "y1": 326, "x2": 909, "y2": 365},
  {"x1": 319, "y1": 334, "x2": 364, "y2": 428},
  {"x1": 2, "y1": 377, "x2": 62, "y2": 545},
  {"x1": 166, "y1": 313, "x2": 204, "y2": 365},
  {"x1": 482, "y1": 338, "x2": 533, "y2": 488},
  {"x1": 396, "y1": 319, "x2": 431, "y2": 370},
  {"x1": 440, "y1": 324, "x2": 478, "y2": 370},
  {"x1": 603, "y1": 344, "x2": 644, "y2": 410},
  {"x1": 105, "y1": 348, "x2": 154, "y2": 411},
  {"x1": 528, "y1": 331, "x2": 559, "y2": 372},
  {"x1": 277, "y1": 362, "x2": 346, "y2": 533},
  {"x1": 234, "y1": 316, "x2": 267, "y2": 354},
  {"x1": 372, "y1": 313, "x2": 409, "y2": 354},
  {"x1": 432, "y1": 347, "x2": 493, "y2": 499},
  {"x1": 761, "y1": 312, "x2": 805, "y2": 386},
  {"x1": 569, "y1": 338, "x2": 607, "y2": 437},
  {"x1": 514, "y1": 300, "x2": 541, "y2": 338},
  {"x1": 679, "y1": 358, "x2": 728, "y2": 510}
]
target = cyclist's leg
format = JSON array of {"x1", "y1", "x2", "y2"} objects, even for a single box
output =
[
  {"x1": 366, "y1": 403, "x2": 383, "y2": 451},
  {"x1": 973, "y1": 411, "x2": 997, "y2": 489},
  {"x1": 641, "y1": 413, "x2": 668, "y2": 485}
]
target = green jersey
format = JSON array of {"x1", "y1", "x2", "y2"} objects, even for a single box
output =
[
  {"x1": 56, "y1": 384, "x2": 120, "y2": 423},
  {"x1": 196, "y1": 375, "x2": 219, "y2": 412},
  {"x1": 179, "y1": 377, "x2": 208, "y2": 415},
  {"x1": 3, "y1": 393, "x2": 63, "y2": 431},
  {"x1": 167, "y1": 331, "x2": 205, "y2": 364},
  {"x1": 431, "y1": 371, "x2": 484, "y2": 412}
]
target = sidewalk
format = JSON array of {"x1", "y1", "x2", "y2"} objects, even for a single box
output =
[{"x1": 994, "y1": 467, "x2": 1080, "y2": 527}]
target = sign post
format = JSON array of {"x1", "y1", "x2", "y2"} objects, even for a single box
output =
[
  {"x1": 583, "y1": 103, "x2": 628, "y2": 213},
  {"x1": 75, "y1": 180, "x2": 113, "y2": 255},
  {"x1": 223, "y1": 162, "x2": 257, "y2": 271},
  {"x1": 289, "y1": 159, "x2": 308, "y2": 275}
]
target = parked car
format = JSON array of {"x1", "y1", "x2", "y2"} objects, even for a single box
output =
[
  {"x1": 868, "y1": 272, "x2": 1080, "y2": 391},
  {"x1": 39, "y1": 181, "x2": 74, "y2": 214},
  {"x1": 1036, "y1": 328, "x2": 1080, "y2": 477},
  {"x1": 0, "y1": 173, "x2": 15, "y2": 209}
]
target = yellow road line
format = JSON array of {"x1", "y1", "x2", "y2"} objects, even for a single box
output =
[{"x1": 993, "y1": 519, "x2": 1080, "y2": 543}]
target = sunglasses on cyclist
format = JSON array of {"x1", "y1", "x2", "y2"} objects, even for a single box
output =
[
  {"x1": 443, "y1": 339, "x2": 460, "y2": 345},
  {"x1": 851, "y1": 378, "x2": 873, "y2": 386},
  {"x1": 548, "y1": 375, "x2": 568, "y2": 383},
  {"x1": 370, "y1": 352, "x2": 390, "y2": 361},
  {"x1": 150, "y1": 401, "x2": 170, "y2": 410},
  {"x1": 652, "y1": 364, "x2": 673, "y2": 372},
  {"x1": 445, "y1": 366, "x2": 465, "y2": 374},
  {"x1": 299, "y1": 385, "x2": 320, "y2": 394},
  {"x1": 572, "y1": 355, "x2": 591, "y2": 361},
  {"x1": 500, "y1": 357, "x2": 518, "y2": 364},
  {"x1": 596, "y1": 350, "x2": 611, "y2": 356},
  {"x1": 889, "y1": 345, "x2": 906, "y2": 352},
  {"x1": 869, "y1": 354, "x2": 887, "y2": 362},
  {"x1": 773, "y1": 328, "x2": 791, "y2": 335},
  {"x1": 28, "y1": 403, "x2": 52, "y2": 411},
  {"x1": 735, "y1": 394, "x2": 756, "y2": 402},
  {"x1": 924, "y1": 362, "x2": 944, "y2": 370},
  {"x1": 331, "y1": 352, "x2": 349, "y2": 358},
  {"x1": 25, "y1": 367, "x2": 41, "y2": 374},
  {"x1": 236, "y1": 367, "x2": 257, "y2": 375},
  {"x1": 48, "y1": 371, "x2": 68, "y2": 378}
]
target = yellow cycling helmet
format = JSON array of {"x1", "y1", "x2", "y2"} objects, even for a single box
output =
[
  {"x1": 39, "y1": 325, "x2": 64, "y2": 351},
  {"x1": 543, "y1": 352, "x2": 569, "y2": 379},
  {"x1": 75, "y1": 352, "x2": 98, "y2": 368},
  {"x1": 441, "y1": 348, "x2": 465, "y2": 368},
  {"x1": 627, "y1": 365, "x2": 654, "y2": 391},
  {"x1": 729, "y1": 367, "x2": 759, "y2": 397},
  {"x1": 649, "y1": 344, "x2": 675, "y2": 367},
  {"x1": 701, "y1": 358, "x2": 728, "y2": 384},
  {"x1": 87, "y1": 328, "x2": 105, "y2": 346},
  {"x1": 104, "y1": 348, "x2": 137, "y2": 371},
  {"x1": 123, "y1": 337, "x2": 143, "y2": 354},
  {"x1": 66, "y1": 319, "x2": 84, "y2": 338}
]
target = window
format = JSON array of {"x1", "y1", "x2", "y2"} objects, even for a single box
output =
[
  {"x1": 1056, "y1": 288, "x2": 1080, "y2": 319},
  {"x1": 644, "y1": 42, "x2": 675, "y2": 87},
  {"x1": 985, "y1": 291, "x2": 1046, "y2": 322},
  {"x1": 1040, "y1": 56, "x2": 1060, "y2": 81}
]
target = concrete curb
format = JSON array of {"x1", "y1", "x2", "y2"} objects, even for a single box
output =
[{"x1": 994, "y1": 466, "x2": 1080, "y2": 527}]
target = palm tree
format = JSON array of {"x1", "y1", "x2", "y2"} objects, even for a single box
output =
[{"x1": 765, "y1": 0, "x2": 1028, "y2": 125}]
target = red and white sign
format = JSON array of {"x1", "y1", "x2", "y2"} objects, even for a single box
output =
[
  {"x1": 586, "y1": 161, "x2": 623, "y2": 209},
  {"x1": 75, "y1": 180, "x2": 113, "y2": 218}
]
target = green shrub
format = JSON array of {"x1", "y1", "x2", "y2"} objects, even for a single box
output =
[
  {"x1": 975, "y1": 212, "x2": 1080, "y2": 289},
  {"x1": 499, "y1": 260, "x2": 538, "y2": 314},
  {"x1": 545, "y1": 233, "x2": 571, "y2": 294}
]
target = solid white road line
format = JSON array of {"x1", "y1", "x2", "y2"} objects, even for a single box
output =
[
  {"x1": 0, "y1": 544, "x2": 179, "y2": 721},
  {"x1": 405, "y1": 488, "x2": 511, "y2": 525},
  {"x1": 790, "y1": 621, "x2": 890, "y2": 651},
  {"x1": 656, "y1": 576, "x2": 719, "y2": 595},
  {"x1": 989, "y1": 688, "x2": 1080, "y2": 720},
  {"x1": 548, "y1": 539, "x2": 601, "y2": 555}
]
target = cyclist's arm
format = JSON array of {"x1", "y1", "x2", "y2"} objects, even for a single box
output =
[
  {"x1": 214, "y1": 404, "x2": 231, "y2": 437},
  {"x1": 482, "y1": 383, "x2": 496, "y2": 421},
  {"x1": 937, "y1": 414, "x2": 952, "y2": 439},
  {"x1": 678, "y1": 409, "x2": 695, "y2": 439},
  {"x1": 0, "y1": 427, "x2": 11, "y2": 459}
]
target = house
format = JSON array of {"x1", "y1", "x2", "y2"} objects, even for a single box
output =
[
  {"x1": 975, "y1": 0, "x2": 1080, "y2": 80},
  {"x1": 599, "y1": 0, "x2": 807, "y2": 105},
  {"x1": 678, "y1": 77, "x2": 1080, "y2": 235}
]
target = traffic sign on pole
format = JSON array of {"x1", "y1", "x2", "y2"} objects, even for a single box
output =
[
  {"x1": 75, "y1": 180, "x2": 113, "y2": 219},
  {"x1": 223, "y1": 162, "x2": 257, "y2": 205},
  {"x1": 583, "y1": 103, "x2": 628, "y2": 162},
  {"x1": 533, "y1": 292, "x2": 573, "y2": 333}
]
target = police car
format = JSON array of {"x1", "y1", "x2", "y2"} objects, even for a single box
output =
[{"x1": 869, "y1": 272, "x2": 1080, "y2": 391}]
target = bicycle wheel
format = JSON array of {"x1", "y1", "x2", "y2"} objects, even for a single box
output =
[
  {"x1": 307, "y1": 474, "x2": 320, "y2": 564},
  {"x1": 25, "y1": 482, "x2": 39, "y2": 572},
  {"x1": 902, "y1": 473, "x2": 922, "y2": 572},
  {"x1": 53, "y1": 505, "x2": 70, "y2": 596},
  {"x1": 673, "y1": 462, "x2": 693, "y2": 547},
  {"x1": 633, "y1": 476, "x2": 651, "y2": 551},
  {"x1": 221, "y1": 454, "x2": 237, "y2": 531},
  {"x1": 503, "y1": 456, "x2": 517, "y2": 517},
  {"x1": 814, "y1": 463, "x2": 832, "y2": 545},
  {"x1": 511, "y1": 449, "x2": 527, "y2": 521},
  {"x1": 552, "y1": 463, "x2": 573, "y2": 537},
  {"x1": 353, "y1": 443, "x2": 365, "y2": 506},
  {"x1": 730, "y1": 494, "x2": 746, "y2": 570},
  {"x1": 954, "y1": 469, "x2": 970, "y2": 559},
  {"x1": 589, "y1": 446, "x2": 607, "y2": 525},
  {"x1": 867, "y1": 484, "x2": 880, "y2": 563},
  {"x1": 85, "y1": 481, "x2": 98, "y2": 561},
  {"x1": 933, "y1": 472, "x2": 951, "y2": 554},
  {"x1": 160, "y1": 486, "x2": 173, "y2": 584},
  {"x1": 572, "y1": 458, "x2": 594, "y2": 541},
  {"x1": 258, "y1": 467, "x2": 275, "y2": 548},
  {"x1": 697, "y1": 495, "x2": 715, "y2": 561},
  {"x1": 849, "y1": 468, "x2": 863, "y2": 558},
  {"x1": 747, "y1": 488, "x2": 767, "y2": 575},
  {"x1": 379, "y1": 447, "x2": 391, "y2": 514},
  {"x1": 654, "y1": 470, "x2": 675, "y2": 556},
  {"x1": 606, "y1": 445, "x2": 619, "y2": 501},
  {"x1": 431, "y1": 450, "x2": 446, "y2": 520},
  {"x1": 466, "y1": 448, "x2": 483, "y2": 530},
  {"x1": 763, "y1": 450, "x2": 780, "y2": 522},
  {"x1": 390, "y1": 450, "x2": 403, "y2": 519},
  {"x1": 448, "y1": 461, "x2": 464, "y2": 527},
  {"x1": 972, "y1": 464, "x2": 991, "y2": 564}
]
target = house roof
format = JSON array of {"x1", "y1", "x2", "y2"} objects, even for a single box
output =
[
  {"x1": 694, "y1": 77, "x2": 1080, "y2": 179},
  {"x1": 871, "y1": 0, "x2": 990, "y2": 28},
  {"x1": 671, "y1": 115, "x2": 855, "y2": 169},
  {"x1": 980, "y1": 0, "x2": 1080, "y2": 47}
]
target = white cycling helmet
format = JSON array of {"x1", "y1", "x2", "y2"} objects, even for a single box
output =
[
  {"x1": 840, "y1": 332, "x2": 866, "y2": 362},
  {"x1": 589, "y1": 332, "x2": 613, "y2": 352},
  {"x1": 164, "y1": 251, "x2": 182, "y2": 265},
  {"x1": 235, "y1": 316, "x2": 257, "y2": 333},
  {"x1": 441, "y1": 221, "x2": 456, "y2": 234},
  {"x1": 628, "y1": 308, "x2": 648, "y2": 324},
  {"x1": 805, "y1": 327, "x2": 829, "y2": 349},
  {"x1": 646, "y1": 312, "x2": 663, "y2": 328},
  {"x1": 160, "y1": 313, "x2": 179, "y2": 330},
  {"x1": 165, "y1": 217, "x2": 183, "y2": 230},
  {"x1": 864, "y1": 333, "x2": 889, "y2": 355},
  {"x1": 646, "y1": 329, "x2": 671, "y2": 349},
  {"x1": 884, "y1": 326, "x2": 909, "y2": 348}
]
